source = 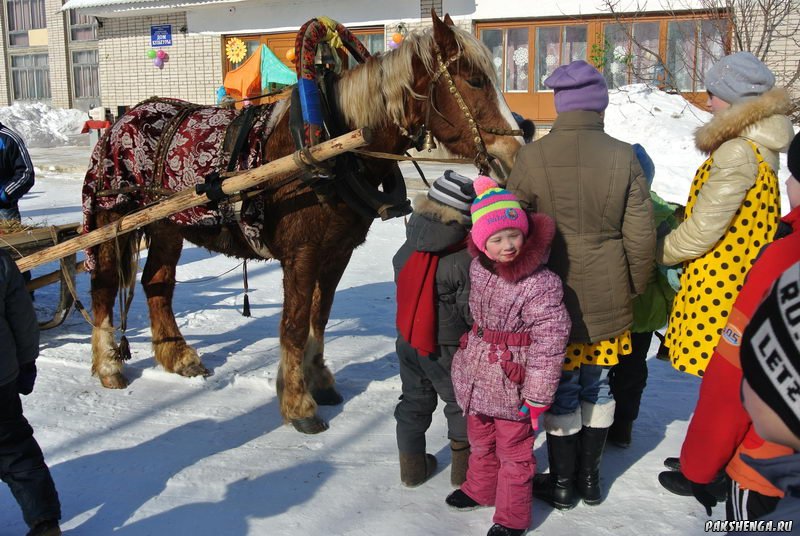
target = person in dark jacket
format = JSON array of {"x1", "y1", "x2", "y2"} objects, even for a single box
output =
[
  {"x1": 0, "y1": 249, "x2": 61, "y2": 536},
  {"x1": 392, "y1": 170, "x2": 475, "y2": 488},
  {"x1": 0, "y1": 121, "x2": 35, "y2": 223},
  {"x1": 737, "y1": 259, "x2": 800, "y2": 532}
]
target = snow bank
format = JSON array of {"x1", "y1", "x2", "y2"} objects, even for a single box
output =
[{"x1": 0, "y1": 101, "x2": 87, "y2": 148}]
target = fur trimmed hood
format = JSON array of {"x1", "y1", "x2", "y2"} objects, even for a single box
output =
[
  {"x1": 468, "y1": 212, "x2": 556, "y2": 283},
  {"x1": 695, "y1": 88, "x2": 793, "y2": 155}
]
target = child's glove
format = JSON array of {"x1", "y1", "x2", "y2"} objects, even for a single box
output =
[
  {"x1": 659, "y1": 264, "x2": 683, "y2": 292},
  {"x1": 519, "y1": 401, "x2": 550, "y2": 431},
  {"x1": 17, "y1": 363, "x2": 37, "y2": 395},
  {"x1": 690, "y1": 481, "x2": 717, "y2": 516}
]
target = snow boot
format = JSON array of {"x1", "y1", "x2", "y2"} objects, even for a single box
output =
[
  {"x1": 576, "y1": 425, "x2": 609, "y2": 505},
  {"x1": 26, "y1": 520, "x2": 61, "y2": 536},
  {"x1": 487, "y1": 523, "x2": 527, "y2": 536},
  {"x1": 446, "y1": 489, "x2": 483, "y2": 511},
  {"x1": 450, "y1": 440, "x2": 470, "y2": 487},
  {"x1": 532, "y1": 432, "x2": 579, "y2": 510},
  {"x1": 607, "y1": 419, "x2": 632, "y2": 449},
  {"x1": 399, "y1": 452, "x2": 437, "y2": 487},
  {"x1": 659, "y1": 470, "x2": 729, "y2": 502}
]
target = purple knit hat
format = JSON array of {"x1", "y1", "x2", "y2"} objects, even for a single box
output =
[
  {"x1": 470, "y1": 175, "x2": 529, "y2": 255},
  {"x1": 545, "y1": 60, "x2": 609, "y2": 113}
]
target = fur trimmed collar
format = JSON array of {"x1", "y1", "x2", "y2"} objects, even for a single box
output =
[
  {"x1": 695, "y1": 88, "x2": 791, "y2": 154},
  {"x1": 468, "y1": 212, "x2": 556, "y2": 283},
  {"x1": 413, "y1": 193, "x2": 470, "y2": 225}
]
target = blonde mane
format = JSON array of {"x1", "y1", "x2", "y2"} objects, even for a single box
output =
[{"x1": 336, "y1": 25, "x2": 498, "y2": 130}]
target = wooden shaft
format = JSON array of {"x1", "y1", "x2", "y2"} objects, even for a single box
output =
[
  {"x1": 26, "y1": 260, "x2": 86, "y2": 292},
  {"x1": 16, "y1": 128, "x2": 370, "y2": 272}
]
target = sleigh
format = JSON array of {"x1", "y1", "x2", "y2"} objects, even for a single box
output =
[{"x1": 0, "y1": 222, "x2": 82, "y2": 329}]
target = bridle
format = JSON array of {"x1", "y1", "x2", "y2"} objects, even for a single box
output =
[{"x1": 422, "y1": 43, "x2": 522, "y2": 175}]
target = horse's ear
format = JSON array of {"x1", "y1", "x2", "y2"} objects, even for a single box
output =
[
  {"x1": 432, "y1": 9, "x2": 458, "y2": 55},
  {"x1": 443, "y1": 13, "x2": 455, "y2": 26}
]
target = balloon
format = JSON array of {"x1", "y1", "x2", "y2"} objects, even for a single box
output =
[
  {"x1": 156, "y1": 49, "x2": 167, "y2": 60},
  {"x1": 388, "y1": 40, "x2": 399, "y2": 50},
  {"x1": 392, "y1": 32, "x2": 403, "y2": 44},
  {"x1": 285, "y1": 48, "x2": 296, "y2": 61},
  {"x1": 146, "y1": 49, "x2": 157, "y2": 59},
  {"x1": 153, "y1": 57, "x2": 164, "y2": 68}
]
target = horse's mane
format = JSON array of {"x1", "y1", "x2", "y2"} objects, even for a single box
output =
[{"x1": 336, "y1": 25, "x2": 497, "y2": 130}]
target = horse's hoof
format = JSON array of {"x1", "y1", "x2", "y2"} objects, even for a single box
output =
[
  {"x1": 291, "y1": 415, "x2": 329, "y2": 434},
  {"x1": 177, "y1": 363, "x2": 212, "y2": 378},
  {"x1": 312, "y1": 387, "x2": 344, "y2": 406},
  {"x1": 100, "y1": 373, "x2": 129, "y2": 389}
]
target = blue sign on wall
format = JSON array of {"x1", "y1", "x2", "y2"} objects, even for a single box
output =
[{"x1": 151, "y1": 25, "x2": 172, "y2": 47}]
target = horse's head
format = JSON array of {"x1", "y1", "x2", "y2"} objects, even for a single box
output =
[
  {"x1": 420, "y1": 12, "x2": 522, "y2": 180},
  {"x1": 336, "y1": 11, "x2": 522, "y2": 182}
]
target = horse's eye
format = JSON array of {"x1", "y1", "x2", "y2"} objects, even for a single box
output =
[{"x1": 466, "y1": 76, "x2": 486, "y2": 89}]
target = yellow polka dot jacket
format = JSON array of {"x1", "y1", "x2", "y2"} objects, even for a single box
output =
[
  {"x1": 507, "y1": 110, "x2": 657, "y2": 344},
  {"x1": 658, "y1": 88, "x2": 795, "y2": 377}
]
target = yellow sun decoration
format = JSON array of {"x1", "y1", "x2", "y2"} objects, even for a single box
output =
[{"x1": 226, "y1": 37, "x2": 247, "y2": 63}]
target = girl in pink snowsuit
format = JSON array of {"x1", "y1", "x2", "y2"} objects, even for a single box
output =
[{"x1": 447, "y1": 176, "x2": 570, "y2": 536}]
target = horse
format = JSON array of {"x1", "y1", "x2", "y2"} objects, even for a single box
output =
[{"x1": 82, "y1": 11, "x2": 522, "y2": 433}]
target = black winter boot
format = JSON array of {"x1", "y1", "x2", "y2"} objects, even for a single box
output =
[
  {"x1": 658, "y1": 470, "x2": 729, "y2": 502},
  {"x1": 450, "y1": 440, "x2": 470, "y2": 487},
  {"x1": 446, "y1": 488, "x2": 483, "y2": 510},
  {"x1": 487, "y1": 523, "x2": 527, "y2": 535},
  {"x1": 607, "y1": 419, "x2": 632, "y2": 449},
  {"x1": 532, "y1": 432, "x2": 579, "y2": 510},
  {"x1": 399, "y1": 452, "x2": 437, "y2": 487},
  {"x1": 576, "y1": 426, "x2": 609, "y2": 505},
  {"x1": 26, "y1": 520, "x2": 61, "y2": 536},
  {"x1": 663, "y1": 457, "x2": 681, "y2": 471}
]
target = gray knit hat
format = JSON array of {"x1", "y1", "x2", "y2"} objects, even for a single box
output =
[
  {"x1": 427, "y1": 170, "x2": 475, "y2": 222},
  {"x1": 705, "y1": 52, "x2": 775, "y2": 104}
]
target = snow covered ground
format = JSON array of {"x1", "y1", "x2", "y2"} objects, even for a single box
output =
[{"x1": 0, "y1": 90, "x2": 796, "y2": 535}]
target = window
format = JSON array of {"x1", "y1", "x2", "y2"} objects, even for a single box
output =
[
  {"x1": 6, "y1": 0, "x2": 46, "y2": 46},
  {"x1": 535, "y1": 25, "x2": 587, "y2": 90},
  {"x1": 480, "y1": 27, "x2": 530, "y2": 92},
  {"x1": 11, "y1": 54, "x2": 50, "y2": 100},
  {"x1": 72, "y1": 50, "x2": 99, "y2": 99},
  {"x1": 69, "y1": 11, "x2": 98, "y2": 42},
  {"x1": 349, "y1": 30, "x2": 384, "y2": 68},
  {"x1": 603, "y1": 22, "x2": 660, "y2": 89},
  {"x1": 666, "y1": 19, "x2": 725, "y2": 92}
]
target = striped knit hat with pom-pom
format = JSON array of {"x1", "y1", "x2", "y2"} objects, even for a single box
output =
[{"x1": 470, "y1": 175, "x2": 529, "y2": 254}]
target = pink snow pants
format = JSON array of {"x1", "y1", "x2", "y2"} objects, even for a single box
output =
[{"x1": 460, "y1": 413, "x2": 535, "y2": 530}]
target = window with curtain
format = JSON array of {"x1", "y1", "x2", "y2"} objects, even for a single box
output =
[
  {"x1": 666, "y1": 19, "x2": 725, "y2": 92},
  {"x1": 481, "y1": 29, "x2": 503, "y2": 85},
  {"x1": 603, "y1": 22, "x2": 660, "y2": 89},
  {"x1": 69, "y1": 10, "x2": 98, "y2": 41},
  {"x1": 505, "y1": 28, "x2": 529, "y2": 92},
  {"x1": 72, "y1": 50, "x2": 99, "y2": 99},
  {"x1": 6, "y1": 0, "x2": 46, "y2": 46},
  {"x1": 479, "y1": 27, "x2": 529, "y2": 92},
  {"x1": 535, "y1": 25, "x2": 587, "y2": 90},
  {"x1": 11, "y1": 54, "x2": 50, "y2": 100}
]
